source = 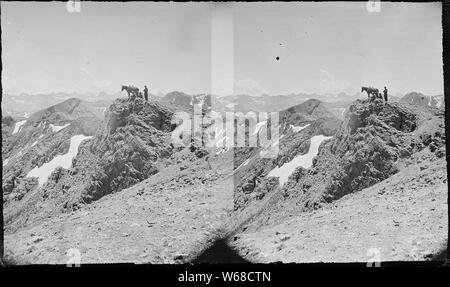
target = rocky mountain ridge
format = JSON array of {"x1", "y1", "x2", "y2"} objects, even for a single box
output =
[
  {"x1": 2, "y1": 93, "x2": 447, "y2": 264},
  {"x1": 3, "y1": 97, "x2": 180, "y2": 232},
  {"x1": 227, "y1": 98, "x2": 446, "y2": 250},
  {"x1": 2, "y1": 98, "x2": 101, "y2": 202}
]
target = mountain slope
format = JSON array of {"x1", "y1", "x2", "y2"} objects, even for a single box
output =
[
  {"x1": 2, "y1": 98, "x2": 101, "y2": 202},
  {"x1": 227, "y1": 98, "x2": 446, "y2": 262},
  {"x1": 3, "y1": 97, "x2": 179, "y2": 232},
  {"x1": 231, "y1": 150, "x2": 447, "y2": 262},
  {"x1": 2, "y1": 92, "x2": 120, "y2": 118},
  {"x1": 3, "y1": 109, "x2": 238, "y2": 264},
  {"x1": 400, "y1": 92, "x2": 444, "y2": 109},
  {"x1": 161, "y1": 91, "x2": 193, "y2": 107},
  {"x1": 3, "y1": 94, "x2": 446, "y2": 264},
  {"x1": 280, "y1": 98, "x2": 341, "y2": 124},
  {"x1": 231, "y1": 99, "x2": 342, "y2": 212}
]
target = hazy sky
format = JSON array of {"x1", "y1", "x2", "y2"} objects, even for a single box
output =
[{"x1": 1, "y1": 2, "x2": 443, "y2": 96}]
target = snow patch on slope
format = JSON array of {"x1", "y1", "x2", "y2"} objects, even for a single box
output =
[
  {"x1": 235, "y1": 159, "x2": 250, "y2": 172},
  {"x1": 49, "y1": 123, "x2": 70, "y2": 133},
  {"x1": 290, "y1": 124, "x2": 310, "y2": 133},
  {"x1": 12, "y1": 120, "x2": 27, "y2": 135},
  {"x1": 27, "y1": 135, "x2": 92, "y2": 185},
  {"x1": 268, "y1": 135, "x2": 333, "y2": 185}
]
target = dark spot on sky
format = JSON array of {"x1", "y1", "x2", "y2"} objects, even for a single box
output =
[{"x1": 276, "y1": 57, "x2": 280, "y2": 61}]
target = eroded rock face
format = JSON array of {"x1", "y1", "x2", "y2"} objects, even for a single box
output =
[
  {"x1": 232, "y1": 100, "x2": 342, "y2": 211},
  {"x1": 233, "y1": 99, "x2": 445, "y2": 223},
  {"x1": 2, "y1": 115, "x2": 15, "y2": 127},
  {"x1": 322, "y1": 100, "x2": 419, "y2": 201},
  {"x1": 280, "y1": 100, "x2": 424, "y2": 207},
  {"x1": 44, "y1": 98, "x2": 177, "y2": 205},
  {"x1": 3, "y1": 97, "x2": 180, "y2": 232},
  {"x1": 2, "y1": 99, "x2": 101, "y2": 202}
]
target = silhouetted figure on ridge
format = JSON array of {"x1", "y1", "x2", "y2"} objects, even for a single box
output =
[
  {"x1": 144, "y1": 85, "x2": 149, "y2": 101},
  {"x1": 383, "y1": 86, "x2": 388, "y2": 102}
]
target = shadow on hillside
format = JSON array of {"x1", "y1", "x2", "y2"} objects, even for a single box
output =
[
  {"x1": 430, "y1": 247, "x2": 448, "y2": 261},
  {"x1": 192, "y1": 239, "x2": 250, "y2": 264}
]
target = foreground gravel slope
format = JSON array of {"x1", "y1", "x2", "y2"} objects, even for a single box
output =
[
  {"x1": 4, "y1": 150, "x2": 234, "y2": 264},
  {"x1": 230, "y1": 151, "x2": 447, "y2": 263}
]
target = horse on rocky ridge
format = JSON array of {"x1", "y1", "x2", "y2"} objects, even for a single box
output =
[{"x1": 121, "y1": 85, "x2": 140, "y2": 101}]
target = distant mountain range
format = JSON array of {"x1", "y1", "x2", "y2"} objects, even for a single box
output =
[
  {"x1": 160, "y1": 91, "x2": 371, "y2": 116},
  {"x1": 1, "y1": 91, "x2": 127, "y2": 119},
  {"x1": 3, "y1": 90, "x2": 441, "y2": 123}
]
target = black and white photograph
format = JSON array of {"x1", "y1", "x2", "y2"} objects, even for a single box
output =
[{"x1": 1, "y1": 1, "x2": 448, "y2": 271}]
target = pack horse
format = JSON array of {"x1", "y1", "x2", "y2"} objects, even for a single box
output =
[
  {"x1": 361, "y1": 86, "x2": 379, "y2": 101},
  {"x1": 121, "y1": 85, "x2": 140, "y2": 101}
]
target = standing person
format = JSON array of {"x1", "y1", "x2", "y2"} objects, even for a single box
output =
[
  {"x1": 383, "y1": 86, "x2": 388, "y2": 102},
  {"x1": 144, "y1": 85, "x2": 149, "y2": 101}
]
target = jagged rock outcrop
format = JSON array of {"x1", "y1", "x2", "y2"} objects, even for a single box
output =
[
  {"x1": 3, "y1": 97, "x2": 180, "y2": 232},
  {"x1": 235, "y1": 98, "x2": 445, "y2": 230},
  {"x1": 2, "y1": 98, "x2": 101, "y2": 200},
  {"x1": 323, "y1": 99, "x2": 420, "y2": 201},
  {"x1": 79, "y1": 98, "x2": 176, "y2": 202},
  {"x1": 280, "y1": 99, "x2": 437, "y2": 207},
  {"x1": 38, "y1": 98, "x2": 177, "y2": 206},
  {"x1": 232, "y1": 99, "x2": 342, "y2": 211}
]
